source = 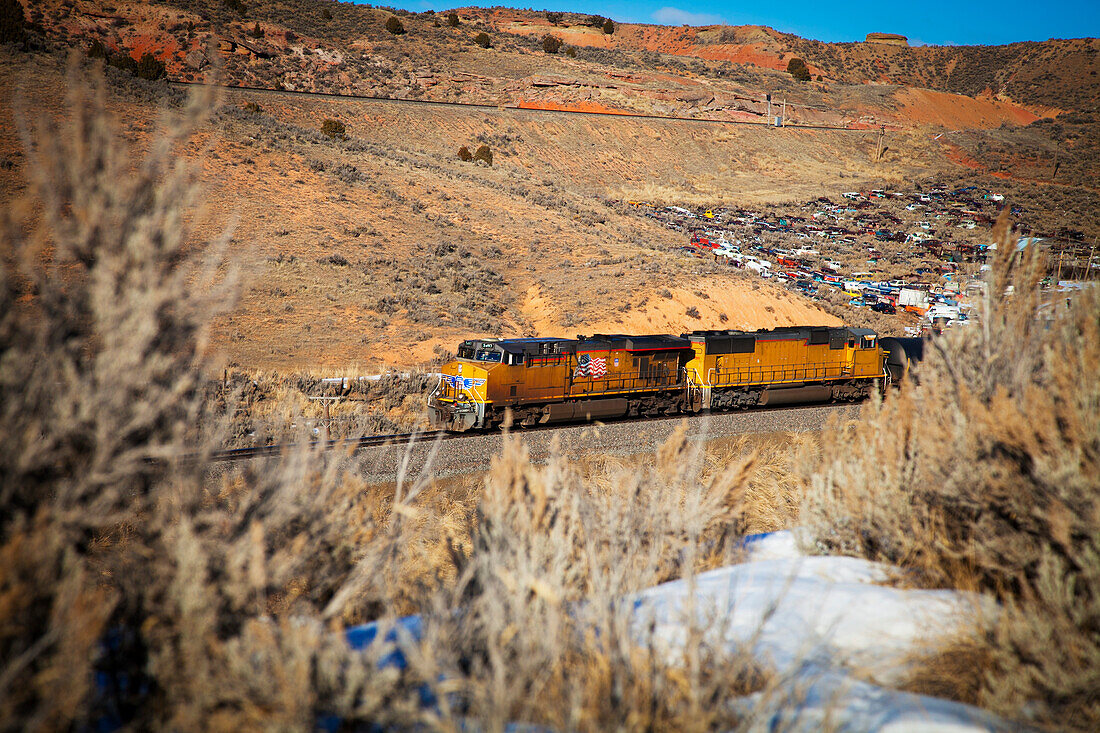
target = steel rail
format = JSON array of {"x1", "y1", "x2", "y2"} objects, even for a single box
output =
[
  {"x1": 202, "y1": 400, "x2": 852, "y2": 464},
  {"x1": 207, "y1": 430, "x2": 450, "y2": 463}
]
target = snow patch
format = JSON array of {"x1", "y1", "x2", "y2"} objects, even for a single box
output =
[{"x1": 629, "y1": 531, "x2": 1002, "y2": 730}]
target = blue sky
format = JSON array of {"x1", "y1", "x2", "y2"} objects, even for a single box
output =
[{"x1": 366, "y1": 1, "x2": 1100, "y2": 46}]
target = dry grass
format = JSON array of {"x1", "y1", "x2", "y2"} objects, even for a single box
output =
[
  {"x1": 0, "y1": 63, "x2": 808, "y2": 730},
  {"x1": 702, "y1": 433, "x2": 808, "y2": 537},
  {"x1": 211, "y1": 369, "x2": 437, "y2": 446},
  {"x1": 799, "y1": 210, "x2": 1100, "y2": 729}
]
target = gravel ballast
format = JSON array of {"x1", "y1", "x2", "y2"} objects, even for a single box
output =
[{"x1": 352, "y1": 403, "x2": 856, "y2": 484}]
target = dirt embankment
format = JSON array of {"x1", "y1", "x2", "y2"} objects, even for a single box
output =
[
  {"x1": 891, "y1": 88, "x2": 1042, "y2": 129},
  {"x1": 495, "y1": 15, "x2": 794, "y2": 73}
]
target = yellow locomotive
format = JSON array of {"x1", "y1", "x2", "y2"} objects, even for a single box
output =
[{"x1": 428, "y1": 327, "x2": 914, "y2": 431}]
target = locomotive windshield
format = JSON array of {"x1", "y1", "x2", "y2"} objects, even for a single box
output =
[{"x1": 457, "y1": 340, "x2": 504, "y2": 362}]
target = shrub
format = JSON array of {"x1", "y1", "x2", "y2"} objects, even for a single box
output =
[
  {"x1": 457, "y1": 145, "x2": 472, "y2": 161},
  {"x1": 321, "y1": 6, "x2": 332, "y2": 20},
  {"x1": 586, "y1": 14, "x2": 605, "y2": 27},
  {"x1": 801, "y1": 212, "x2": 1100, "y2": 730},
  {"x1": 685, "y1": 305, "x2": 701, "y2": 319},
  {"x1": 106, "y1": 50, "x2": 137, "y2": 74},
  {"x1": 473, "y1": 144, "x2": 493, "y2": 165},
  {"x1": 135, "y1": 52, "x2": 166, "y2": 81},
  {"x1": 0, "y1": 67, "x2": 236, "y2": 730},
  {"x1": 427, "y1": 429, "x2": 767, "y2": 729},
  {"x1": 223, "y1": 0, "x2": 247, "y2": 16},
  {"x1": 565, "y1": 45, "x2": 576, "y2": 58},
  {"x1": 787, "y1": 57, "x2": 811, "y2": 81},
  {"x1": 384, "y1": 16, "x2": 404, "y2": 34},
  {"x1": 248, "y1": 22, "x2": 263, "y2": 38},
  {"x1": 542, "y1": 34, "x2": 562, "y2": 54},
  {"x1": 602, "y1": 18, "x2": 615, "y2": 34},
  {"x1": 332, "y1": 163, "x2": 361, "y2": 183},
  {"x1": 320, "y1": 118, "x2": 346, "y2": 138},
  {"x1": 243, "y1": 100, "x2": 261, "y2": 113},
  {"x1": 0, "y1": 0, "x2": 25, "y2": 44},
  {"x1": 446, "y1": 10, "x2": 459, "y2": 27},
  {"x1": 474, "y1": 31, "x2": 491, "y2": 48},
  {"x1": 87, "y1": 38, "x2": 108, "y2": 59},
  {"x1": 546, "y1": 11, "x2": 563, "y2": 24}
]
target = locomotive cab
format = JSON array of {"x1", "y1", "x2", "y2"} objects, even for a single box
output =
[
  {"x1": 428, "y1": 338, "x2": 499, "y2": 431},
  {"x1": 429, "y1": 337, "x2": 566, "y2": 431}
]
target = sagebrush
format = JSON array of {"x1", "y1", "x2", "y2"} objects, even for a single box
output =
[{"x1": 801, "y1": 211, "x2": 1100, "y2": 729}]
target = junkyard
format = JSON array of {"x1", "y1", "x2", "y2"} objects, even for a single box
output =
[{"x1": 639, "y1": 180, "x2": 1097, "y2": 334}]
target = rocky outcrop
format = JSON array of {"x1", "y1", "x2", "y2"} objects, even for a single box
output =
[{"x1": 865, "y1": 33, "x2": 908, "y2": 46}]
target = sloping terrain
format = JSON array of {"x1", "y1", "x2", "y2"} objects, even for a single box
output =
[
  {"x1": 7, "y1": 51, "x2": 913, "y2": 369},
  {"x1": 3, "y1": 0, "x2": 1098, "y2": 371},
  {"x1": 23, "y1": 0, "x2": 1067, "y2": 128},
  {"x1": 473, "y1": 8, "x2": 1098, "y2": 113}
]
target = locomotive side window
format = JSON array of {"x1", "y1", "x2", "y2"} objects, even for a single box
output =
[
  {"x1": 476, "y1": 350, "x2": 501, "y2": 362},
  {"x1": 458, "y1": 345, "x2": 475, "y2": 359}
]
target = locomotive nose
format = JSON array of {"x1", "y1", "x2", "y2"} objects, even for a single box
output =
[{"x1": 428, "y1": 361, "x2": 490, "y2": 431}]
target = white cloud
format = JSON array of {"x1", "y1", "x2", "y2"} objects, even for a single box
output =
[{"x1": 651, "y1": 7, "x2": 725, "y2": 26}]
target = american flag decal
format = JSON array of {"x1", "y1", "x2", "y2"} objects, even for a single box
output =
[{"x1": 574, "y1": 353, "x2": 607, "y2": 379}]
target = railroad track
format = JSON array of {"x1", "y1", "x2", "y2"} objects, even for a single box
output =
[
  {"x1": 204, "y1": 401, "x2": 852, "y2": 465},
  {"x1": 207, "y1": 430, "x2": 452, "y2": 463},
  {"x1": 169, "y1": 80, "x2": 880, "y2": 133}
]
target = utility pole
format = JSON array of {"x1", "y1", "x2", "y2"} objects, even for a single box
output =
[
  {"x1": 766, "y1": 92, "x2": 771, "y2": 121},
  {"x1": 869, "y1": 126, "x2": 886, "y2": 162},
  {"x1": 309, "y1": 395, "x2": 341, "y2": 444},
  {"x1": 781, "y1": 98, "x2": 787, "y2": 123}
]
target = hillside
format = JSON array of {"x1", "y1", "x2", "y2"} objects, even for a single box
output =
[
  {"x1": 3, "y1": 0, "x2": 1098, "y2": 371},
  {"x1": 22, "y1": 0, "x2": 1070, "y2": 128},
  {"x1": 470, "y1": 8, "x2": 1099, "y2": 113}
]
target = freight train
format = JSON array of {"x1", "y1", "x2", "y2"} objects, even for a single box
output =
[{"x1": 428, "y1": 326, "x2": 922, "y2": 432}]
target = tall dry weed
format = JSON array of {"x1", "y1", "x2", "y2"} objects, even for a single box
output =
[
  {"x1": 0, "y1": 61, "x2": 426, "y2": 730},
  {"x1": 402, "y1": 426, "x2": 770, "y2": 730},
  {"x1": 0, "y1": 59, "x2": 231, "y2": 729},
  {"x1": 800, "y1": 210, "x2": 1100, "y2": 728}
]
